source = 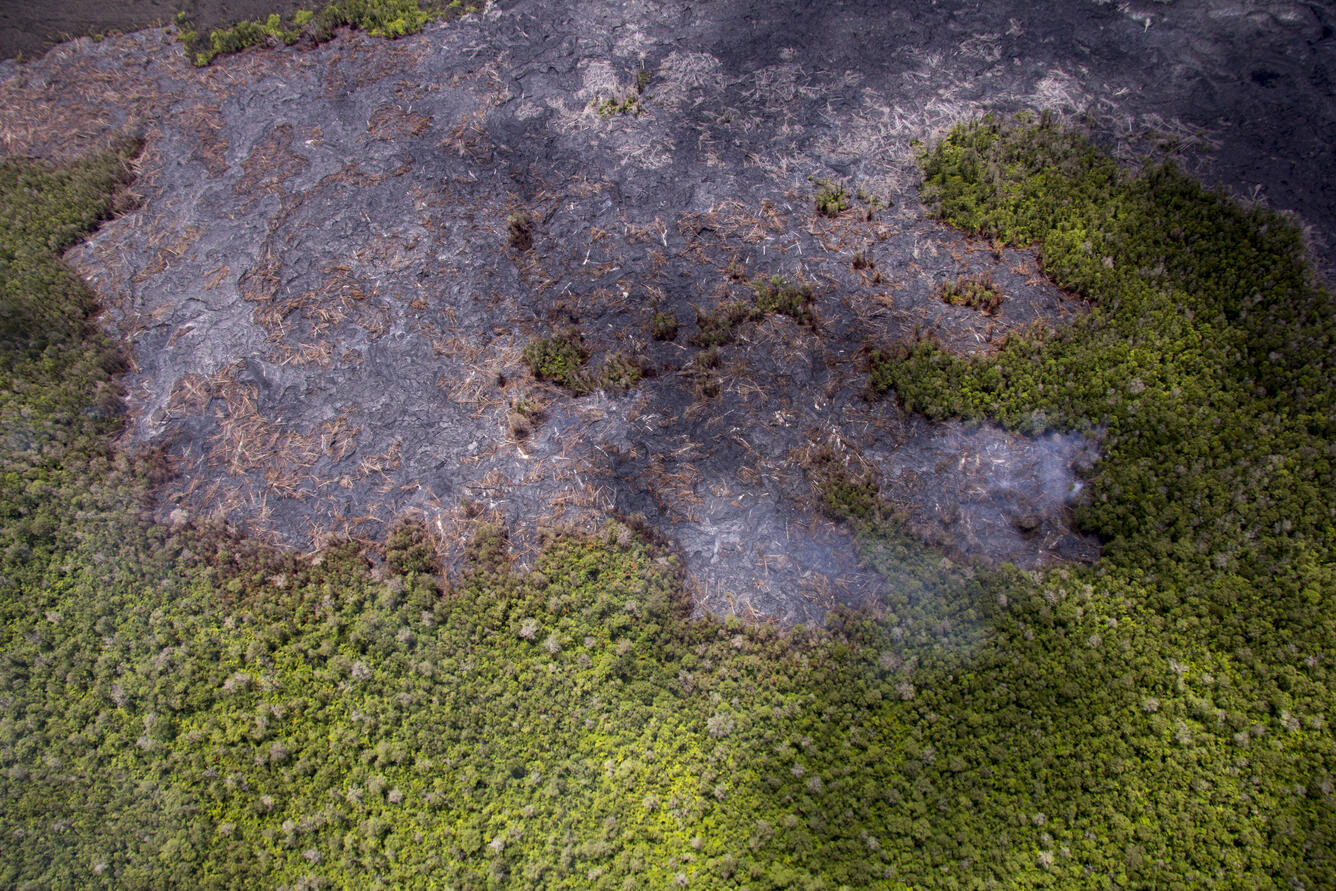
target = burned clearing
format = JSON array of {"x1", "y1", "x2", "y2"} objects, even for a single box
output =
[{"x1": 3, "y1": 0, "x2": 1332, "y2": 622}]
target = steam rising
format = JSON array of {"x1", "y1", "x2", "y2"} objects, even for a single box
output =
[{"x1": 868, "y1": 422, "x2": 1100, "y2": 566}]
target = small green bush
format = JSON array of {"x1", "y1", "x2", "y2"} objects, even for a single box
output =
[
  {"x1": 523, "y1": 331, "x2": 588, "y2": 391},
  {"x1": 938, "y1": 273, "x2": 1003, "y2": 313},
  {"x1": 814, "y1": 181, "x2": 849, "y2": 217},
  {"x1": 651, "y1": 310, "x2": 678, "y2": 341},
  {"x1": 803, "y1": 446, "x2": 883, "y2": 523},
  {"x1": 599, "y1": 354, "x2": 644, "y2": 390},
  {"x1": 598, "y1": 94, "x2": 640, "y2": 117},
  {"x1": 596, "y1": 67, "x2": 652, "y2": 117},
  {"x1": 523, "y1": 331, "x2": 643, "y2": 395},
  {"x1": 691, "y1": 346, "x2": 722, "y2": 396},
  {"x1": 751, "y1": 274, "x2": 814, "y2": 326},
  {"x1": 689, "y1": 275, "x2": 814, "y2": 350},
  {"x1": 690, "y1": 300, "x2": 753, "y2": 348},
  {"x1": 810, "y1": 179, "x2": 886, "y2": 220}
]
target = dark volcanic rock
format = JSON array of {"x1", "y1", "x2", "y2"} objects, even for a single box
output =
[{"x1": 2, "y1": 0, "x2": 1332, "y2": 623}]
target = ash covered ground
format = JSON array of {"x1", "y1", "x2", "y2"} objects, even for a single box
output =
[{"x1": 2, "y1": 0, "x2": 1332, "y2": 623}]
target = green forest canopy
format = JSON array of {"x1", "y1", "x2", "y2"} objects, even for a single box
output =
[{"x1": 1, "y1": 114, "x2": 1333, "y2": 888}]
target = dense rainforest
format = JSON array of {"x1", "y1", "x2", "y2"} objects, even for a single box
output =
[{"x1": 1, "y1": 114, "x2": 1333, "y2": 888}]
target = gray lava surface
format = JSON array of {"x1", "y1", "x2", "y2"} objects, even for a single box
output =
[{"x1": 2, "y1": 0, "x2": 1333, "y2": 624}]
